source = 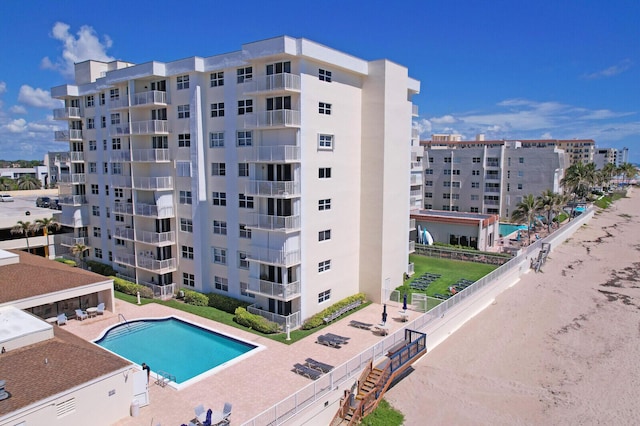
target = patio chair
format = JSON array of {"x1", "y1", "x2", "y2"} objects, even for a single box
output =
[
  {"x1": 75, "y1": 309, "x2": 88, "y2": 321},
  {"x1": 292, "y1": 363, "x2": 323, "y2": 380},
  {"x1": 96, "y1": 302, "x2": 105, "y2": 315},
  {"x1": 194, "y1": 404, "x2": 207, "y2": 424},
  {"x1": 325, "y1": 333, "x2": 349, "y2": 344},
  {"x1": 349, "y1": 320, "x2": 373, "y2": 330},
  {"x1": 221, "y1": 402, "x2": 232, "y2": 423},
  {"x1": 305, "y1": 358, "x2": 334, "y2": 373},
  {"x1": 316, "y1": 334, "x2": 341, "y2": 348},
  {"x1": 57, "y1": 313, "x2": 67, "y2": 326}
]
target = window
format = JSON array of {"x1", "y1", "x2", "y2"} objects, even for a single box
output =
[
  {"x1": 471, "y1": 182, "x2": 480, "y2": 188},
  {"x1": 444, "y1": 181, "x2": 451, "y2": 186},
  {"x1": 444, "y1": 157, "x2": 452, "y2": 163},
  {"x1": 236, "y1": 131, "x2": 252, "y2": 146},
  {"x1": 319, "y1": 69, "x2": 332, "y2": 82},
  {"x1": 319, "y1": 102, "x2": 332, "y2": 115},
  {"x1": 114, "y1": 214, "x2": 124, "y2": 222},
  {"x1": 452, "y1": 194, "x2": 460, "y2": 200},
  {"x1": 518, "y1": 171, "x2": 524, "y2": 178},
  {"x1": 425, "y1": 180, "x2": 433, "y2": 186},
  {"x1": 452, "y1": 181, "x2": 461, "y2": 188},
  {"x1": 318, "y1": 229, "x2": 331, "y2": 241},
  {"x1": 213, "y1": 220, "x2": 227, "y2": 235},
  {"x1": 442, "y1": 205, "x2": 451, "y2": 211},
  {"x1": 180, "y1": 218, "x2": 193, "y2": 233},
  {"x1": 318, "y1": 289, "x2": 331, "y2": 303},
  {"x1": 210, "y1": 103, "x2": 224, "y2": 117},
  {"x1": 105, "y1": 185, "x2": 109, "y2": 196},
  {"x1": 176, "y1": 161, "x2": 191, "y2": 177},
  {"x1": 236, "y1": 66, "x2": 253, "y2": 83},
  {"x1": 425, "y1": 192, "x2": 433, "y2": 198},
  {"x1": 240, "y1": 282, "x2": 255, "y2": 298},
  {"x1": 110, "y1": 113, "x2": 120, "y2": 125},
  {"x1": 94, "y1": 248, "x2": 102, "y2": 258},
  {"x1": 238, "y1": 252, "x2": 249, "y2": 269},
  {"x1": 91, "y1": 184, "x2": 99, "y2": 195},
  {"x1": 425, "y1": 203, "x2": 433, "y2": 209},
  {"x1": 89, "y1": 140, "x2": 97, "y2": 151},
  {"x1": 114, "y1": 188, "x2": 123, "y2": 198},
  {"x1": 106, "y1": 207, "x2": 110, "y2": 218},
  {"x1": 238, "y1": 99, "x2": 253, "y2": 115},
  {"x1": 101, "y1": 116, "x2": 106, "y2": 128},
  {"x1": 89, "y1": 162, "x2": 97, "y2": 173},
  {"x1": 267, "y1": 61, "x2": 290, "y2": 75},
  {"x1": 470, "y1": 207, "x2": 479, "y2": 213},
  {"x1": 507, "y1": 183, "x2": 511, "y2": 191},
  {"x1": 238, "y1": 163, "x2": 249, "y2": 177},
  {"x1": 451, "y1": 206, "x2": 460, "y2": 212},
  {"x1": 87, "y1": 118, "x2": 94, "y2": 129},
  {"x1": 110, "y1": 88, "x2": 120, "y2": 100},
  {"x1": 86, "y1": 95, "x2": 94, "y2": 107},
  {"x1": 425, "y1": 169, "x2": 433, "y2": 175},
  {"x1": 214, "y1": 276, "x2": 229, "y2": 292},
  {"x1": 177, "y1": 75, "x2": 189, "y2": 90},
  {"x1": 211, "y1": 163, "x2": 226, "y2": 176},
  {"x1": 178, "y1": 133, "x2": 191, "y2": 147},
  {"x1": 212, "y1": 192, "x2": 226, "y2": 206},
  {"x1": 507, "y1": 170, "x2": 511, "y2": 179},
  {"x1": 103, "y1": 140, "x2": 107, "y2": 150},
  {"x1": 318, "y1": 134, "x2": 333, "y2": 150},
  {"x1": 267, "y1": 96, "x2": 291, "y2": 110},
  {"x1": 212, "y1": 247, "x2": 227, "y2": 265},
  {"x1": 111, "y1": 163, "x2": 122, "y2": 175},
  {"x1": 182, "y1": 245, "x2": 194, "y2": 259},
  {"x1": 183, "y1": 273, "x2": 195, "y2": 287},
  {"x1": 443, "y1": 193, "x2": 451, "y2": 199},
  {"x1": 100, "y1": 93, "x2": 105, "y2": 105},
  {"x1": 518, "y1": 183, "x2": 523, "y2": 190},
  {"x1": 112, "y1": 138, "x2": 121, "y2": 150},
  {"x1": 239, "y1": 224, "x2": 252, "y2": 239},
  {"x1": 239, "y1": 194, "x2": 254, "y2": 208},
  {"x1": 93, "y1": 227, "x2": 101, "y2": 237},
  {"x1": 318, "y1": 260, "x2": 331, "y2": 273},
  {"x1": 92, "y1": 206, "x2": 100, "y2": 216},
  {"x1": 178, "y1": 104, "x2": 190, "y2": 119},
  {"x1": 319, "y1": 167, "x2": 331, "y2": 178},
  {"x1": 318, "y1": 199, "x2": 331, "y2": 211},
  {"x1": 471, "y1": 194, "x2": 479, "y2": 201},
  {"x1": 472, "y1": 157, "x2": 481, "y2": 163},
  {"x1": 103, "y1": 162, "x2": 108, "y2": 173},
  {"x1": 472, "y1": 170, "x2": 480, "y2": 176},
  {"x1": 210, "y1": 132, "x2": 224, "y2": 147},
  {"x1": 519, "y1": 157, "x2": 524, "y2": 164},
  {"x1": 179, "y1": 190, "x2": 192, "y2": 205},
  {"x1": 210, "y1": 71, "x2": 224, "y2": 87}
]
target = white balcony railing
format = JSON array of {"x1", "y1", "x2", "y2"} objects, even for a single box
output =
[
  {"x1": 70, "y1": 151, "x2": 84, "y2": 162},
  {"x1": 246, "y1": 247, "x2": 301, "y2": 267},
  {"x1": 137, "y1": 257, "x2": 177, "y2": 273},
  {"x1": 60, "y1": 236, "x2": 88, "y2": 247},
  {"x1": 54, "y1": 129, "x2": 83, "y2": 141},
  {"x1": 247, "y1": 305, "x2": 300, "y2": 328},
  {"x1": 115, "y1": 252, "x2": 136, "y2": 267},
  {"x1": 131, "y1": 149, "x2": 171, "y2": 162},
  {"x1": 132, "y1": 90, "x2": 167, "y2": 106},
  {"x1": 245, "y1": 180, "x2": 300, "y2": 197},
  {"x1": 110, "y1": 124, "x2": 130, "y2": 135},
  {"x1": 410, "y1": 189, "x2": 422, "y2": 197},
  {"x1": 409, "y1": 240, "x2": 415, "y2": 253},
  {"x1": 247, "y1": 277, "x2": 301, "y2": 300},
  {"x1": 409, "y1": 218, "x2": 416, "y2": 230},
  {"x1": 247, "y1": 214, "x2": 301, "y2": 232},
  {"x1": 133, "y1": 176, "x2": 173, "y2": 190},
  {"x1": 240, "y1": 145, "x2": 301, "y2": 163},
  {"x1": 58, "y1": 173, "x2": 86, "y2": 184},
  {"x1": 134, "y1": 203, "x2": 175, "y2": 218},
  {"x1": 113, "y1": 202, "x2": 134, "y2": 215},
  {"x1": 242, "y1": 73, "x2": 301, "y2": 93},
  {"x1": 411, "y1": 128, "x2": 419, "y2": 139},
  {"x1": 110, "y1": 150, "x2": 131, "y2": 162},
  {"x1": 410, "y1": 174, "x2": 423, "y2": 185},
  {"x1": 53, "y1": 107, "x2": 81, "y2": 120},
  {"x1": 59, "y1": 195, "x2": 87, "y2": 206},
  {"x1": 130, "y1": 120, "x2": 169, "y2": 134},
  {"x1": 412, "y1": 104, "x2": 419, "y2": 117},
  {"x1": 136, "y1": 230, "x2": 175, "y2": 245},
  {"x1": 244, "y1": 110, "x2": 301, "y2": 128},
  {"x1": 114, "y1": 227, "x2": 135, "y2": 241},
  {"x1": 109, "y1": 97, "x2": 129, "y2": 109},
  {"x1": 112, "y1": 176, "x2": 132, "y2": 188}
]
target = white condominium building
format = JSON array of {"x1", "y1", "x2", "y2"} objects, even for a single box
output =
[{"x1": 51, "y1": 36, "x2": 420, "y2": 328}]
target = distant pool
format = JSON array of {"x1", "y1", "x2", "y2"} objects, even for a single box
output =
[
  {"x1": 499, "y1": 223, "x2": 527, "y2": 237},
  {"x1": 94, "y1": 316, "x2": 260, "y2": 388}
]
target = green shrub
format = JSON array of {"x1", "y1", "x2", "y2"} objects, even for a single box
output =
[
  {"x1": 301, "y1": 293, "x2": 366, "y2": 330},
  {"x1": 55, "y1": 258, "x2": 77, "y2": 267},
  {"x1": 112, "y1": 276, "x2": 154, "y2": 299},
  {"x1": 183, "y1": 289, "x2": 209, "y2": 306},
  {"x1": 207, "y1": 293, "x2": 250, "y2": 314},
  {"x1": 234, "y1": 307, "x2": 280, "y2": 334},
  {"x1": 86, "y1": 260, "x2": 116, "y2": 276}
]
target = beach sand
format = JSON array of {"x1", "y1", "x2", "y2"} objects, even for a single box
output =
[{"x1": 386, "y1": 189, "x2": 640, "y2": 425}]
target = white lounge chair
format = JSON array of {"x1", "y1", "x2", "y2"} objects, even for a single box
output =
[
  {"x1": 194, "y1": 404, "x2": 207, "y2": 424},
  {"x1": 96, "y1": 302, "x2": 105, "y2": 315},
  {"x1": 75, "y1": 309, "x2": 88, "y2": 321},
  {"x1": 57, "y1": 313, "x2": 67, "y2": 326}
]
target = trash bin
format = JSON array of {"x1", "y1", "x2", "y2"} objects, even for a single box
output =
[{"x1": 130, "y1": 399, "x2": 140, "y2": 417}]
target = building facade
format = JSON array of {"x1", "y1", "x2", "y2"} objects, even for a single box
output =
[
  {"x1": 43, "y1": 151, "x2": 71, "y2": 186},
  {"x1": 51, "y1": 36, "x2": 419, "y2": 328}
]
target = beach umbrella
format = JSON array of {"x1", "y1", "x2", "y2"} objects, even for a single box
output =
[
  {"x1": 382, "y1": 304, "x2": 388, "y2": 324},
  {"x1": 403, "y1": 293, "x2": 408, "y2": 311}
]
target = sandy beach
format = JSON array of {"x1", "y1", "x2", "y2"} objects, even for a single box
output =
[{"x1": 386, "y1": 189, "x2": 640, "y2": 425}]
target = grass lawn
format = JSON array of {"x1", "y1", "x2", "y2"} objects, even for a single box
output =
[
  {"x1": 400, "y1": 254, "x2": 498, "y2": 304},
  {"x1": 360, "y1": 399, "x2": 403, "y2": 426}
]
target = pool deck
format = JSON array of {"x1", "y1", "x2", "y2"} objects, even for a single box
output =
[{"x1": 62, "y1": 298, "x2": 408, "y2": 425}]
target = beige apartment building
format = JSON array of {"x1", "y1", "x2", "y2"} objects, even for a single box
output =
[{"x1": 51, "y1": 36, "x2": 420, "y2": 328}]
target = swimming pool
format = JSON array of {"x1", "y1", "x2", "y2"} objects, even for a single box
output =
[
  {"x1": 499, "y1": 223, "x2": 527, "y2": 237},
  {"x1": 94, "y1": 316, "x2": 261, "y2": 387}
]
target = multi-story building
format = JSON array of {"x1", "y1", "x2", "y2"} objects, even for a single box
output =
[
  {"x1": 518, "y1": 139, "x2": 595, "y2": 165},
  {"x1": 51, "y1": 36, "x2": 419, "y2": 328},
  {"x1": 593, "y1": 148, "x2": 618, "y2": 169},
  {"x1": 43, "y1": 151, "x2": 71, "y2": 186}
]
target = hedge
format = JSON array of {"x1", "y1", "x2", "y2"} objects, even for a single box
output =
[
  {"x1": 55, "y1": 258, "x2": 77, "y2": 267},
  {"x1": 234, "y1": 307, "x2": 280, "y2": 334},
  {"x1": 86, "y1": 260, "x2": 116, "y2": 276},
  {"x1": 183, "y1": 289, "x2": 208, "y2": 306},
  {"x1": 207, "y1": 293, "x2": 250, "y2": 314},
  {"x1": 112, "y1": 276, "x2": 154, "y2": 299},
  {"x1": 301, "y1": 293, "x2": 367, "y2": 330}
]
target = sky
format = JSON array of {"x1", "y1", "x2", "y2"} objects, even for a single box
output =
[{"x1": 0, "y1": 0, "x2": 638, "y2": 162}]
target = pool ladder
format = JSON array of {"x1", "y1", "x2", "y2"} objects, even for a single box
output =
[
  {"x1": 155, "y1": 370, "x2": 176, "y2": 388},
  {"x1": 118, "y1": 313, "x2": 131, "y2": 330}
]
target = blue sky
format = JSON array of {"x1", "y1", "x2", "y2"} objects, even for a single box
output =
[{"x1": 0, "y1": 0, "x2": 638, "y2": 162}]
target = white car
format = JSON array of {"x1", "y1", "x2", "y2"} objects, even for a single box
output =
[{"x1": 0, "y1": 194, "x2": 14, "y2": 202}]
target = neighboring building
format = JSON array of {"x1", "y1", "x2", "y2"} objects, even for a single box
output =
[
  {"x1": 0, "y1": 166, "x2": 48, "y2": 188},
  {"x1": 410, "y1": 210, "x2": 500, "y2": 251},
  {"x1": 422, "y1": 139, "x2": 567, "y2": 218},
  {"x1": 617, "y1": 147, "x2": 629, "y2": 166},
  {"x1": 51, "y1": 36, "x2": 419, "y2": 328},
  {"x1": 43, "y1": 151, "x2": 71, "y2": 186},
  {"x1": 593, "y1": 148, "x2": 618, "y2": 170}
]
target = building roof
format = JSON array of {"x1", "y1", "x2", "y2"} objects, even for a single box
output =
[
  {"x1": 0, "y1": 250, "x2": 110, "y2": 305},
  {"x1": 411, "y1": 209, "x2": 499, "y2": 227},
  {"x1": 0, "y1": 325, "x2": 131, "y2": 417}
]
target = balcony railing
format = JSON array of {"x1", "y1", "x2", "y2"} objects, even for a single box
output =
[
  {"x1": 247, "y1": 214, "x2": 301, "y2": 232},
  {"x1": 131, "y1": 149, "x2": 171, "y2": 162},
  {"x1": 54, "y1": 129, "x2": 83, "y2": 141},
  {"x1": 59, "y1": 195, "x2": 87, "y2": 206},
  {"x1": 60, "y1": 236, "x2": 88, "y2": 247},
  {"x1": 110, "y1": 124, "x2": 130, "y2": 136},
  {"x1": 115, "y1": 252, "x2": 136, "y2": 268},
  {"x1": 58, "y1": 173, "x2": 86, "y2": 184},
  {"x1": 247, "y1": 304, "x2": 300, "y2": 329},
  {"x1": 411, "y1": 161, "x2": 422, "y2": 171},
  {"x1": 486, "y1": 160, "x2": 500, "y2": 167},
  {"x1": 114, "y1": 227, "x2": 135, "y2": 241},
  {"x1": 110, "y1": 150, "x2": 131, "y2": 162},
  {"x1": 132, "y1": 90, "x2": 167, "y2": 106},
  {"x1": 130, "y1": 120, "x2": 169, "y2": 135},
  {"x1": 409, "y1": 218, "x2": 416, "y2": 230},
  {"x1": 53, "y1": 107, "x2": 81, "y2": 120},
  {"x1": 409, "y1": 240, "x2": 415, "y2": 253},
  {"x1": 410, "y1": 175, "x2": 423, "y2": 185},
  {"x1": 112, "y1": 176, "x2": 132, "y2": 188},
  {"x1": 246, "y1": 247, "x2": 301, "y2": 267},
  {"x1": 135, "y1": 203, "x2": 175, "y2": 218},
  {"x1": 244, "y1": 110, "x2": 301, "y2": 128},
  {"x1": 407, "y1": 262, "x2": 415, "y2": 276},
  {"x1": 412, "y1": 128, "x2": 419, "y2": 139},
  {"x1": 109, "y1": 97, "x2": 129, "y2": 109},
  {"x1": 137, "y1": 257, "x2": 177, "y2": 273},
  {"x1": 70, "y1": 151, "x2": 84, "y2": 162},
  {"x1": 485, "y1": 174, "x2": 500, "y2": 180},
  {"x1": 410, "y1": 189, "x2": 422, "y2": 197},
  {"x1": 240, "y1": 145, "x2": 301, "y2": 163},
  {"x1": 245, "y1": 180, "x2": 300, "y2": 197},
  {"x1": 412, "y1": 104, "x2": 419, "y2": 117},
  {"x1": 133, "y1": 176, "x2": 173, "y2": 190},
  {"x1": 242, "y1": 73, "x2": 301, "y2": 94},
  {"x1": 247, "y1": 277, "x2": 301, "y2": 300},
  {"x1": 484, "y1": 199, "x2": 500, "y2": 205},
  {"x1": 484, "y1": 187, "x2": 500, "y2": 193},
  {"x1": 136, "y1": 230, "x2": 175, "y2": 245}
]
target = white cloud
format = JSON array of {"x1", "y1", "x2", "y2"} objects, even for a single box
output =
[
  {"x1": 430, "y1": 114, "x2": 457, "y2": 124},
  {"x1": 540, "y1": 132, "x2": 553, "y2": 139},
  {"x1": 0, "y1": 82, "x2": 6, "y2": 94},
  {"x1": 18, "y1": 85, "x2": 62, "y2": 109},
  {"x1": 41, "y1": 22, "x2": 115, "y2": 79},
  {"x1": 583, "y1": 59, "x2": 632, "y2": 79},
  {"x1": 3, "y1": 118, "x2": 27, "y2": 133},
  {"x1": 10, "y1": 105, "x2": 27, "y2": 114},
  {"x1": 412, "y1": 118, "x2": 432, "y2": 136}
]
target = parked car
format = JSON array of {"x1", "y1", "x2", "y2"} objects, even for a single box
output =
[
  {"x1": 49, "y1": 199, "x2": 62, "y2": 210},
  {"x1": 36, "y1": 196, "x2": 51, "y2": 208},
  {"x1": 0, "y1": 194, "x2": 14, "y2": 202}
]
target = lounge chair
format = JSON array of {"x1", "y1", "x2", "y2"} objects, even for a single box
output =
[
  {"x1": 325, "y1": 333, "x2": 349, "y2": 344},
  {"x1": 194, "y1": 404, "x2": 207, "y2": 424},
  {"x1": 57, "y1": 313, "x2": 67, "y2": 326},
  {"x1": 221, "y1": 402, "x2": 232, "y2": 424},
  {"x1": 349, "y1": 320, "x2": 373, "y2": 330},
  {"x1": 292, "y1": 363, "x2": 323, "y2": 380},
  {"x1": 75, "y1": 309, "x2": 88, "y2": 321},
  {"x1": 305, "y1": 358, "x2": 334, "y2": 373},
  {"x1": 316, "y1": 334, "x2": 342, "y2": 348},
  {"x1": 96, "y1": 302, "x2": 105, "y2": 315}
]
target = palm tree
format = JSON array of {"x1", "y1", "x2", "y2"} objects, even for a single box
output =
[
  {"x1": 537, "y1": 190, "x2": 568, "y2": 232},
  {"x1": 34, "y1": 217, "x2": 61, "y2": 259},
  {"x1": 560, "y1": 162, "x2": 596, "y2": 220},
  {"x1": 511, "y1": 194, "x2": 538, "y2": 243},
  {"x1": 620, "y1": 162, "x2": 638, "y2": 186},
  {"x1": 17, "y1": 175, "x2": 41, "y2": 190},
  {"x1": 0, "y1": 176, "x2": 14, "y2": 191},
  {"x1": 601, "y1": 163, "x2": 617, "y2": 190},
  {"x1": 71, "y1": 242, "x2": 90, "y2": 268},
  {"x1": 10, "y1": 220, "x2": 35, "y2": 253}
]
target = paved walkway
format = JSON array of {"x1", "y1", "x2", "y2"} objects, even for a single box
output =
[{"x1": 63, "y1": 298, "x2": 412, "y2": 425}]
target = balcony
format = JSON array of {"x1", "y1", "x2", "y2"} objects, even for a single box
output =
[
  {"x1": 53, "y1": 107, "x2": 82, "y2": 120},
  {"x1": 412, "y1": 128, "x2": 419, "y2": 139},
  {"x1": 247, "y1": 305, "x2": 300, "y2": 329},
  {"x1": 60, "y1": 236, "x2": 88, "y2": 247},
  {"x1": 411, "y1": 161, "x2": 422, "y2": 172},
  {"x1": 132, "y1": 90, "x2": 167, "y2": 107},
  {"x1": 244, "y1": 110, "x2": 300, "y2": 129},
  {"x1": 410, "y1": 174, "x2": 423, "y2": 185},
  {"x1": 247, "y1": 214, "x2": 301, "y2": 232},
  {"x1": 54, "y1": 129, "x2": 83, "y2": 141},
  {"x1": 114, "y1": 252, "x2": 136, "y2": 268},
  {"x1": 133, "y1": 176, "x2": 173, "y2": 190},
  {"x1": 110, "y1": 124, "x2": 130, "y2": 136},
  {"x1": 114, "y1": 226, "x2": 135, "y2": 241},
  {"x1": 246, "y1": 247, "x2": 301, "y2": 267},
  {"x1": 109, "y1": 97, "x2": 130, "y2": 109},
  {"x1": 131, "y1": 149, "x2": 171, "y2": 162},
  {"x1": 111, "y1": 150, "x2": 131, "y2": 162},
  {"x1": 485, "y1": 174, "x2": 500, "y2": 181},
  {"x1": 242, "y1": 73, "x2": 301, "y2": 94},
  {"x1": 137, "y1": 257, "x2": 177, "y2": 274},
  {"x1": 486, "y1": 160, "x2": 500, "y2": 168},
  {"x1": 113, "y1": 202, "x2": 134, "y2": 215},
  {"x1": 484, "y1": 187, "x2": 501, "y2": 193},
  {"x1": 409, "y1": 218, "x2": 416, "y2": 230},
  {"x1": 59, "y1": 195, "x2": 87, "y2": 206},
  {"x1": 70, "y1": 151, "x2": 84, "y2": 162},
  {"x1": 410, "y1": 189, "x2": 422, "y2": 197},
  {"x1": 240, "y1": 145, "x2": 301, "y2": 163},
  {"x1": 58, "y1": 210, "x2": 88, "y2": 228},
  {"x1": 130, "y1": 120, "x2": 169, "y2": 135},
  {"x1": 247, "y1": 277, "x2": 301, "y2": 301},
  {"x1": 135, "y1": 230, "x2": 175, "y2": 246},
  {"x1": 409, "y1": 240, "x2": 415, "y2": 253},
  {"x1": 245, "y1": 180, "x2": 300, "y2": 197},
  {"x1": 58, "y1": 173, "x2": 86, "y2": 184},
  {"x1": 112, "y1": 176, "x2": 132, "y2": 188},
  {"x1": 135, "y1": 203, "x2": 175, "y2": 218},
  {"x1": 412, "y1": 104, "x2": 419, "y2": 117}
]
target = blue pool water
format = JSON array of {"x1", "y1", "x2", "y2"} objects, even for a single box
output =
[
  {"x1": 95, "y1": 317, "x2": 257, "y2": 384},
  {"x1": 499, "y1": 223, "x2": 527, "y2": 237}
]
